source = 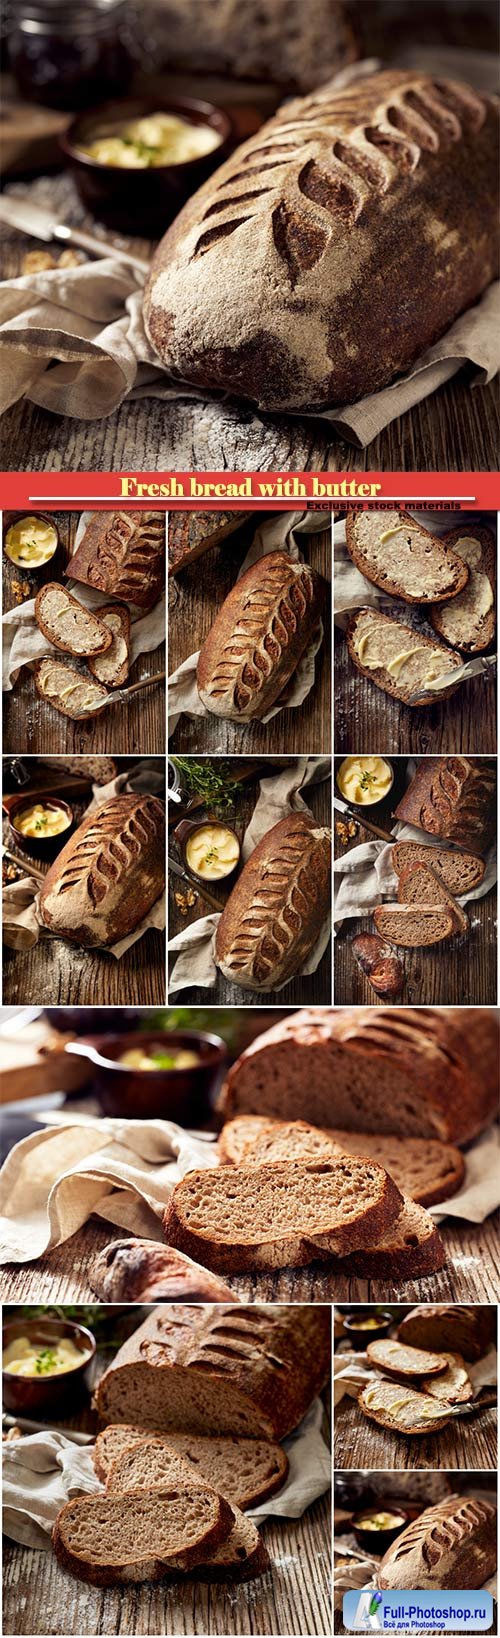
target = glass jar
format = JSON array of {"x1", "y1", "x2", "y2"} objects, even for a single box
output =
[{"x1": 6, "y1": 0, "x2": 133, "y2": 109}]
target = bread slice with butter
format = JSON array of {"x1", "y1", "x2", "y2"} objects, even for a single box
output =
[
  {"x1": 34, "y1": 658, "x2": 108, "y2": 720},
  {"x1": 345, "y1": 510, "x2": 469, "y2": 603},
  {"x1": 358, "y1": 1378, "x2": 453, "y2": 1435},
  {"x1": 430, "y1": 524, "x2": 496, "y2": 653},
  {"x1": 346, "y1": 609, "x2": 463, "y2": 707}
]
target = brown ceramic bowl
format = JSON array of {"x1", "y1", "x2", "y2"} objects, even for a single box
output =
[
  {"x1": 342, "y1": 1310, "x2": 394, "y2": 1350},
  {"x1": 352, "y1": 1505, "x2": 411, "y2": 1556},
  {"x1": 2, "y1": 1318, "x2": 96, "y2": 1415},
  {"x1": 65, "y1": 1029, "x2": 227, "y2": 1121},
  {"x1": 61, "y1": 96, "x2": 234, "y2": 236},
  {"x1": 4, "y1": 795, "x2": 74, "y2": 861},
  {"x1": 173, "y1": 816, "x2": 241, "y2": 884}
]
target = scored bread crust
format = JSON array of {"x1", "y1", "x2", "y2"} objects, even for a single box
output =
[
  {"x1": 52, "y1": 1483, "x2": 234, "y2": 1586},
  {"x1": 397, "y1": 1305, "x2": 495, "y2": 1363},
  {"x1": 95, "y1": 1424, "x2": 289, "y2": 1505},
  {"x1": 34, "y1": 658, "x2": 109, "y2": 719},
  {"x1": 196, "y1": 552, "x2": 324, "y2": 722},
  {"x1": 88, "y1": 604, "x2": 130, "y2": 688},
  {"x1": 331, "y1": 1195, "x2": 446, "y2": 1280},
  {"x1": 377, "y1": 1496, "x2": 496, "y2": 1590},
  {"x1": 346, "y1": 608, "x2": 462, "y2": 706},
  {"x1": 68, "y1": 512, "x2": 165, "y2": 609},
  {"x1": 214, "y1": 813, "x2": 331, "y2": 991},
  {"x1": 168, "y1": 511, "x2": 251, "y2": 575},
  {"x1": 396, "y1": 859, "x2": 468, "y2": 934},
  {"x1": 35, "y1": 583, "x2": 113, "y2": 657},
  {"x1": 345, "y1": 510, "x2": 468, "y2": 603},
  {"x1": 394, "y1": 757, "x2": 496, "y2": 855},
  {"x1": 373, "y1": 901, "x2": 456, "y2": 947},
  {"x1": 217, "y1": 1115, "x2": 466, "y2": 1209},
  {"x1": 430, "y1": 524, "x2": 496, "y2": 653},
  {"x1": 163, "y1": 1157, "x2": 404, "y2": 1274},
  {"x1": 39, "y1": 794, "x2": 165, "y2": 948},
  {"x1": 366, "y1": 1340, "x2": 449, "y2": 1378},
  {"x1": 357, "y1": 1379, "x2": 452, "y2": 1436},
  {"x1": 391, "y1": 840, "x2": 485, "y2": 895}
]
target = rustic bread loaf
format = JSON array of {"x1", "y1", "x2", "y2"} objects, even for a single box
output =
[
  {"x1": 196, "y1": 552, "x2": 324, "y2": 721},
  {"x1": 391, "y1": 841, "x2": 485, "y2": 895},
  {"x1": 396, "y1": 859, "x2": 468, "y2": 934},
  {"x1": 95, "y1": 1305, "x2": 331, "y2": 1440},
  {"x1": 163, "y1": 1156, "x2": 403, "y2": 1274},
  {"x1": 52, "y1": 1483, "x2": 233, "y2": 1585},
  {"x1": 96, "y1": 1425, "x2": 288, "y2": 1507},
  {"x1": 345, "y1": 510, "x2": 468, "y2": 602},
  {"x1": 88, "y1": 605, "x2": 130, "y2": 688},
  {"x1": 219, "y1": 1006, "x2": 499, "y2": 1142},
  {"x1": 168, "y1": 511, "x2": 252, "y2": 576},
  {"x1": 39, "y1": 794, "x2": 165, "y2": 947},
  {"x1": 351, "y1": 933, "x2": 404, "y2": 999},
  {"x1": 90, "y1": 1239, "x2": 237, "y2": 1304},
  {"x1": 217, "y1": 1115, "x2": 466, "y2": 1208},
  {"x1": 331, "y1": 1195, "x2": 445, "y2": 1280},
  {"x1": 366, "y1": 1340, "x2": 449, "y2": 1378},
  {"x1": 373, "y1": 900, "x2": 457, "y2": 947},
  {"x1": 421, "y1": 1352, "x2": 473, "y2": 1405},
  {"x1": 394, "y1": 757, "x2": 496, "y2": 854},
  {"x1": 214, "y1": 813, "x2": 331, "y2": 991},
  {"x1": 150, "y1": 0, "x2": 357, "y2": 93},
  {"x1": 377, "y1": 1496, "x2": 496, "y2": 1590},
  {"x1": 346, "y1": 608, "x2": 462, "y2": 706},
  {"x1": 68, "y1": 512, "x2": 165, "y2": 609},
  {"x1": 34, "y1": 658, "x2": 109, "y2": 719},
  {"x1": 144, "y1": 71, "x2": 499, "y2": 412},
  {"x1": 358, "y1": 1379, "x2": 452, "y2": 1435},
  {"x1": 39, "y1": 756, "x2": 117, "y2": 783},
  {"x1": 430, "y1": 525, "x2": 496, "y2": 653},
  {"x1": 35, "y1": 584, "x2": 113, "y2": 657},
  {"x1": 397, "y1": 1305, "x2": 496, "y2": 1362}
]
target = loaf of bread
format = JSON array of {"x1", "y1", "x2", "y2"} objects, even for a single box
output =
[
  {"x1": 68, "y1": 513, "x2": 165, "y2": 608},
  {"x1": 88, "y1": 605, "x2": 130, "y2": 688},
  {"x1": 346, "y1": 609, "x2": 462, "y2": 706},
  {"x1": 217, "y1": 1115, "x2": 466, "y2": 1208},
  {"x1": 351, "y1": 933, "x2": 404, "y2": 999},
  {"x1": 396, "y1": 859, "x2": 468, "y2": 933},
  {"x1": 377, "y1": 1496, "x2": 496, "y2": 1590},
  {"x1": 197, "y1": 552, "x2": 324, "y2": 721},
  {"x1": 430, "y1": 525, "x2": 496, "y2": 653},
  {"x1": 394, "y1": 757, "x2": 496, "y2": 854},
  {"x1": 219, "y1": 1007, "x2": 499, "y2": 1143},
  {"x1": 95, "y1": 1305, "x2": 331, "y2": 1439},
  {"x1": 168, "y1": 511, "x2": 251, "y2": 575},
  {"x1": 34, "y1": 658, "x2": 109, "y2": 719},
  {"x1": 144, "y1": 71, "x2": 499, "y2": 412},
  {"x1": 391, "y1": 841, "x2": 485, "y2": 896},
  {"x1": 214, "y1": 814, "x2": 331, "y2": 991},
  {"x1": 372, "y1": 901, "x2": 457, "y2": 947},
  {"x1": 345, "y1": 511, "x2": 468, "y2": 603},
  {"x1": 39, "y1": 794, "x2": 165, "y2": 947},
  {"x1": 90, "y1": 1239, "x2": 238, "y2": 1304},
  {"x1": 397, "y1": 1305, "x2": 496, "y2": 1362},
  {"x1": 35, "y1": 584, "x2": 113, "y2": 657},
  {"x1": 39, "y1": 756, "x2": 117, "y2": 783},
  {"x1": 149, "y1": 0, "x2": 357, "y2": 92}
]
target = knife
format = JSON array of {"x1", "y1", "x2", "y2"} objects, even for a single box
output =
[
  {"x1": 333, "y1": 794, "x2": 394, "y2": 843},
  {"x1": 0, "y1": 195, "x2": 149, "y2": 277},
  {"x1": 168, "y1": 854, "x2": 222, "y2": 915},
  {"x1": 2, "y1": 1411, "x2": 94, "y2": 1444},
  {"x1": 407, "y1": 653, "x2": 497, "y2": 706}
]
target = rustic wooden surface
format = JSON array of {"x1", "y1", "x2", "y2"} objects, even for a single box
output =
[
  {"x1": 333, "y1": 612, "x2": 497, "y2": 758},
  {"x1": 168, "y1": 525, "x2": 332, "y2": 754},
  {"x1": 0, "y1": 167, "x2": 498, "y2": 475},
  {"x1": 2, "y1": 1341, "x2": 332, "y2": 1638},
  {"x1": 333, "y1": 757, "x2": 498, "y2": 1005},
  {"x1": 334, "y1": 1364, "x2": 497, "y2": 1474},
  {"x1": 2, "y1": 770, "x2": 166, "y2": 1005},
  {"x1": 2, "y1": 511, "x2": 166, "y2": 755},
  {"x1": 168, "y1": 758, "x2": 332, "y2": 1004}
]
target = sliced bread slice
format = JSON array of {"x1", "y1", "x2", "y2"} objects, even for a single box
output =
[
  {"x1": 95, "y1": 1423, "x2": 288, "y2": 1507},
  {"x1": 52, "y1": 1483, "x2": 234, "y2": 1586},
  {"x1": 357, "y1": 1380, "x2": 453, "y2": 1436},
  {"x1": 372, "y1": 902, "x2": 457, "y2": 947},
  {"x1": 217, "y1": 1116, "x2": 465, "y2": 1209},
  {"x1": 421, "y1": 1351, "x2": 473, "y2": 1405},
  {"x1": 366, "y1": 1340, "x2": 449, "y2": 1378},
  {"x1": 332, "y1": 1196, "x2": 446, "y2": 1280},
  {"x1": 35, "y1": 584, "x2": 112, "y2": 657},
  {"x1": 346, "y1": 608, "x2": 463, "y2": 706},
  {"x1": 397, "y1": 860, "x2": 469, "y2": 935},
  {"x1": 105, "y1": 1438, "x2": 270, "y2": 1582},
  {"x1": 345, "y1": 510, "x2": 469, "y2": 603},
  {"x1": 88, "y1": 604, "x2": 130, "y2": 688},
  {"x1": 430, "y1": 525, "x2": 496, "y2": 653},
  {"x1": 163, "y1": 1157, "x2": 403, "y2": 1274},
  {"x1": 391, "y1": 841, "x2": 485, "y2": 896},
  {"x1": 34, "y1": 658, "x2": 108, "y2": 720}
]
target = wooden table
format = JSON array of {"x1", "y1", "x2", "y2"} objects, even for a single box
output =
[
  {"x1": 168, "y1": 758, "x2": 332, "y2": 1004},
  {"x1": 2, "y1": 511, "x2": 166, "y2": 755},
  {"x1": 333, "y1": 758, "x2": 498, "y2": 1006},
  {"x1": 2, "y1": 768, "x2": 166, "y2": 1005},
  {"x1": 334, "y1": 1356, "x2": 497, "y2": 1473},
  {"x1": 2, "y1": 1333, "x2": 332, "y2": 1638},
  {"x1": 169, "y1": 526, "x2": 332, "y2": 755}
]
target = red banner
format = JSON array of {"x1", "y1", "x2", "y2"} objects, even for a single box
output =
[{"x1": 1, "y1": 471, "x2": 499, "y2": 510}]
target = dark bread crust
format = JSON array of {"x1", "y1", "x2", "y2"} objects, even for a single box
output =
[
  {"x1": 215, "y1": 812, "x2": 331, "y2": 991},
  {"x1": 331, "y1": 1196, "x2": 446, "y2": 1280},
  {"x1": 372, "y1": 900, "x2": 456, "y2": 946},
  {"x1": 345, "y1": 510, "x2": 469, "y2": 602},
  {"x1": 68, "y1": 512, "x2": 165, "y2": 609},
  {"x1": 346, "y1": 608, "x2": 462, "y2": 706},
  {"x1": 391, "y1": 841, "x2": 485, "y2": 894},
  {"x1": 90, "y1": 1239, "x2": 237, "y2": 1304},
  {"x1": 197, "y1": 552, "x2": 325, "y2": 722},
  {"x1": 168, "y1": 511, "x2": 252, "y2": 575},
  {"x1": 88, "y1": 604, "x2": 130, "y2": 688},
  {"x1": 430, "y1": 524, "x2": 496, "y2": 652},
  {"x1": 378, "y1": 1496, "x2": 496, "y2": 1590},
  {"x1": 144, "y1": 71, "x2": 499, "y2": 412},
  {"x1": 394, "y1": 757, "x2": 496, "y2": 854},
  {"x1": 39, "y1": 794, "x2": 165, "y2": 947},
  {"x1": 35, "y1": 584, "x2": 113, "y2": 656},
  {"x1": 52, "y1": 1484, "x2": 233, "y2": 1585},
  {"x1": 397, "y1": 1305, "x2": 496, "y2": 1362}
]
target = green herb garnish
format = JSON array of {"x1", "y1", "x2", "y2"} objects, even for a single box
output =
[
  {"x1": 35, "y1": 1348, "x2": 58, "y2": 1375},
  {"x1": 171, "y1": 758, "x2": 240, "y2": 815}
]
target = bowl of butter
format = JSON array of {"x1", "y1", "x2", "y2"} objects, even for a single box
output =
[
  {"x1": 4, "y1": 513, "x2": 59, "y2": 571},
  {"x1": 3, "y1": 1318, "x2": 96, "y2": 1412},
  {"x1": 336, "y1": 755, "x2": 394, "y2": 808}
]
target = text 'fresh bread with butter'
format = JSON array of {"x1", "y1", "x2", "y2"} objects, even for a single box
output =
[
  {"x1": 95, "y1": 1305, "x2": 331, "y2": 1441},
  {"x1": 218, "y1": 1007, "x2": 499, "y2": 1144},
  {"x1": 215, "y1": 812, "x2": 331, "y2": 991},
  {"x1": 430, "y1": 525, "x2": 496, "y2": 653},
  {"x1": 144, "y1": 71, "x2": 499, "y2": 412},
  {"x1": 345, "y1": 511, "x2": 469, "y2": 603},
  {"x1": 217, "y1": 1115, "x2": 466, "y2": 1208},
  {"x1": 377, "y1": 1497, "x2": 496, "y2": 1590},
  {"x1": 346, "y1": 608, "x2": 462, "y2": 706},
  {"x1": 197, "y1": 552, "x2": 324, "y2": 721},
  {"x1": 39, "y1": 794, "x2": 165, "y2": 947}
]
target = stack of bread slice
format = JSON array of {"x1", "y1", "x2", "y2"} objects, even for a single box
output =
[
  {"x1": 373, "y1": 848, "x2": 472, "y2": 950},
  {"x1": 356, "y1": 1334, "x2": 474, "y2": 1436}
]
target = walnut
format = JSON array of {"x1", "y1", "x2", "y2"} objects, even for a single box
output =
[
  {"x1": 58, "y1": 249, "x2": 82, "y2": 268},
  {"x1": 174, "y1": 887, "x2": 197, "y2": 915},
  {"x1": 335, "y1": 817, "x2": 358, "y2": 846},
  {"x1": 21, "y1": 250, "x2": 56, "y2": 274}
]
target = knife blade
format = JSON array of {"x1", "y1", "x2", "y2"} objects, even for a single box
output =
[
  {"x1": 0, "y1": 196, "x2": 149, "y2": 276},
  {"x1": 333, "y1": 795, "x2": 394, "y2": 843},
  {"x1": 168, "y1": 855, "x2": 222, "y2": 914},
  {"x1": 2, "y1": 1411, "x2": 94, "y2": 1443}
]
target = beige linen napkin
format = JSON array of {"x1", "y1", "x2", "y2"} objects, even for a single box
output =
[
  {"x1": 1, "y1": 56, "x2": 496, "y2": 449},
  {"x1": 2, "y1": 1399, "x2": 330, "y2": 1548},
  {"x1": 168, "y1": 510, "x2": 327, "y2": 738},
  {"x1": 168, "y1": 756, "x2": 332, "y2": 993},
  {"x1": 0, "y1": 1116, "x2": 217, "y2": 1263}
]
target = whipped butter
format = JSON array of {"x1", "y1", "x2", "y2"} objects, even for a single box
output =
[
  {"x1": 435, "y1": 536, "x2": 493, "y2": 642},
  {"x1": 356, "y1": 622, "x2": 455, "y2": 687},
  {"x1": 13, "y1": 803, "x2": 70, "y2": 839},
  {"x1": 185, "y1": 823, "x2": 240, "y2": 880},
  {"x1": 80, "y1": 112, "x2": 221, "y2": 169},
  {"x1": 3, "y1": 1335, "x2": 90, "y2": 1376},
  {"x1": 5, "y1": 516, "x2": 57, "y2": 567},
  {"x1": 337, "y1": 755, "x2": 392, "y2": 806}
]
